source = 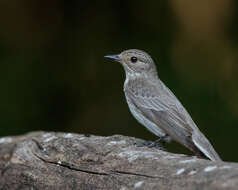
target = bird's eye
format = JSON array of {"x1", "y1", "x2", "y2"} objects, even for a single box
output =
[{"x1": 130, "y1": 56, "x2": 137, "y2": 63}]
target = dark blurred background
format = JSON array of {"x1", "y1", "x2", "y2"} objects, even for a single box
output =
[{"x1": 0, "y1": 0, "x2": 237, "y2": 161}]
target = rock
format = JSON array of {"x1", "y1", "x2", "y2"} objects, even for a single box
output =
[{"x1": 0, "y1": 131, "x2": 237, "y2": 190}]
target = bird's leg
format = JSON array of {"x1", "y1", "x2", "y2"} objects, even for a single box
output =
[
  {"x1": 151, "y1": 137, "x2": 163, "y2": 145},
  {"x1": 135, "y1": 135, "x2": 168, "y2": 151},
  {"x1": 147, "y1": 135, "x2": 168, "y2": 149}
]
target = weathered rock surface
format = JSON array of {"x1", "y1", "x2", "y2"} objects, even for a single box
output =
[{"x1": 0, "y1": 131, "x2": 237, "y2": 190}]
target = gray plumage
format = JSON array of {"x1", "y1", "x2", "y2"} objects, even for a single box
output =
[{"x1": 105, "y1": 49, "x2": 221, "y2": 161}]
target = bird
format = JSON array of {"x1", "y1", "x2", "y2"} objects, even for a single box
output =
[{"x1": 105, "y1": 49, "x2": 221, "y2": 161}]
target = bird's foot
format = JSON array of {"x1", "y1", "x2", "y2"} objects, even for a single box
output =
[
  {"x1": 84, "y1": 134, "x2": 91, "y2": 137},
  {"x1": 148, "y1": 137, "x2": 167, "y2": 150},
  {"x1": 135, "y1": 137, "x2": 166, "y2": 151},
  {"x1": 148, "y1": 136, "x2": 165, "y2": 147}
]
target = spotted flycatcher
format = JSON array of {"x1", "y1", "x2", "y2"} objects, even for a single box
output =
[{"x1": 105, "y1": 49, "x2": 221, "y2": 161}]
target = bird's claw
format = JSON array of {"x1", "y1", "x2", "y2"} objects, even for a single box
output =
[{"x1": 135, "y1": 140, "x2": 166, "y2": 151}]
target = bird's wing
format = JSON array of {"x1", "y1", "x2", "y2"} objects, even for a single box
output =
[
  {"x1": 125, "y1": 79, "x2": 221, "y2": 161},
  {"x1": 125, "y1": 79, "x2": 193, "y2": 147}
]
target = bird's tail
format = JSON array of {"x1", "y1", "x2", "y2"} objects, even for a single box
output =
[{"x1": 192, "y1": 131, "x2": 221, "y2": 161}]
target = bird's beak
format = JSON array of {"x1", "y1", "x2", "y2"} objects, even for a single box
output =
[{"x1": 104, "y1": 54, "x2": 120, "y2": 62}]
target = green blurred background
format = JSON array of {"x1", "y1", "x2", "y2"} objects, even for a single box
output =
[{"x1": 0, "y1": 0, "x2": 237, "y2": 161}]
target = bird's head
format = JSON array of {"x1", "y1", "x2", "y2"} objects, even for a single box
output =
[{"x1": 105, "y1": 49, "x2": 157, "y2": 78}]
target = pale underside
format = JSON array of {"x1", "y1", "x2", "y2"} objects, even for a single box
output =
[{"x1": 124, "y1": 76, "x2": 221, "y2": 161}]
